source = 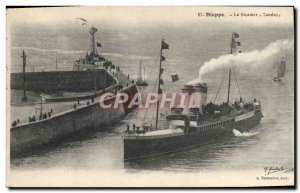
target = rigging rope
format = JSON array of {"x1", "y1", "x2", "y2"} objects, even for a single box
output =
[
  {"x1": 213, "y1": 74, "x2": 226, "y2": 103},
  {"x1": 232, "y1": 67, "x2": 242, "y2": 98}
]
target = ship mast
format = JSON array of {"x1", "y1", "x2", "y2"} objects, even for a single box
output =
[
  {"x1": 137, "y1": 56, "x2": 142, "y2": 83},
  {"x1": 155, "y1": 39, "x2": 168, "y2": 129},
  {"x1": 144, "y1": 67, "x2": 146, "y2": 82},
  {"x1": 228, "y1": 32, "x2": 243, "y2": 102},
  {"x1": 227, "y1": 33, "x2": 233, "y2": 103},
  {"x1": 155, "y1": 43, "x2": 163, "y2": 129},
  {"x1": 21, "y1": 50, "x2": 27, "y2": 102},
  {"x1": 227, "y1": 69, "x2": 231, "y2": 103}
]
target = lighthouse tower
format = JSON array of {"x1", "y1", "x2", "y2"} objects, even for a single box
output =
[{"x1": 89, "y1": 26, "x2": 98, "y2": 57}]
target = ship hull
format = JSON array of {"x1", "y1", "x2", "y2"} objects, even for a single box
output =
[{"x1": 124, "y1": 110, "x2": 263, "y2": 161}]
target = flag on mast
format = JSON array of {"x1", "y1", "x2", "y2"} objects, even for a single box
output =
[
  {"x1": 171, "y1": 74, "x2": 179, "y2": 82},
  {"x1": 161, "y1": 40, "x2": 169, "y2": 49},
  {"x1": 97, "y1": 42, "x2": 102, "y2": 47},
  {"x1": 159, "y1": 79, "x2": 164, "y2": 85},
  {"x1": 231, "y1": 32, "x2": 241, "y2": 48},
  {"x1": 160, "y1": 68, "x2": 164, "y2": 75}
]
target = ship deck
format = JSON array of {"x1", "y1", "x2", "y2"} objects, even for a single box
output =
[{"x1": 123, "y1": 108, "x2": 257, "y2": 139}]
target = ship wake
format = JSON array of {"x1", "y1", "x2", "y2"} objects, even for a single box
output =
[{"x1": 232, "y1": 129, "x2": 259, "y2": 137}]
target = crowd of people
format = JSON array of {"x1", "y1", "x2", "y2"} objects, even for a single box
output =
[
  {"x1": 12, "y1": 108, "x2": 54, "y2": 127},
  {"x1": 125, "y1": 123, "x2": 153, "y2": 135},
  {"x1": 200, "y1": 97, "x2": 258, "y2": 119},
  {"x1": 30, "y1": 108, "x2": 54, "y2": 123}
]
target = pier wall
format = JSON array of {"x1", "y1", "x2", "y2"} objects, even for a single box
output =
[
  {"x1": 10, "y1": 84, "x2": 138, "y2": 155},
  {"x1": 11, "y1": 70, "x2": 114, "y2": 92}
]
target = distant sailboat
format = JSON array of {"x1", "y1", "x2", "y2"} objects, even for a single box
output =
[
  {"x1": 136, "y1": 56, "x2": 148, "y2": 86},
  {"x1": 273, "y1": 57, "x2": 286, "y2": 81}
]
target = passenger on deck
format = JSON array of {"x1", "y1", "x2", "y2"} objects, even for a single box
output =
[
  {"x1": 91, "y1": 98, "x2": 94, "y2": 103},
  {"x1": 126, "y1": 124, "x2": 130, "y2": 132},
  {"x1": 185, "y1": 117, "x2": 190, "y2": 128},
  {"x1": 43, "y1": 113, "x2": 47, "y2": 119},
  {"x1": 143, "y1": 126, "x2": 148, "y2": 133},
  {"x1": 74, "y1": 103, "x2": 77, "y2": 109},
  {"x1": 77, "y1": 100, "x2": 80, "y2": 104},
  {"x1": 32, "y1": 116, "x2": 36, "y2": 122},
  {"x1": 51, "y1": 108, "x2": 53, "y2": 113},
  {"x1": 48, "y1": 112, "x2": 51, "y2": 118},
  {"x1": 184, "y1": 118, "x2": 190, "y2": 134},
  {"x1": 87, "y1": 101, "x2": 90, "y2": 105},
  {"x1": 29, "y1": 116, "x2": 32, "y2": 123},
  {"x1": 133, "y1": 123, "x2": 136, "y2": 133},
  {"x1": 12, "y1": 120, "x2": 17, "y2": 127}
]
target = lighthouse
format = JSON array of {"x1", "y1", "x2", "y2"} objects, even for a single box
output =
[{"x1": 89, "y1": 26, "x2": 98, "y2": 57}]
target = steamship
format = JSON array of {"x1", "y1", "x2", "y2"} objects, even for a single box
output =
[{"x1": 123, "y1": 33, "x2": 264, "y2": 161}]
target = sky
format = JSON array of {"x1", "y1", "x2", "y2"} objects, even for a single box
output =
[{"x1": 7, "y1": 6, "x2": 294, "y2": 29}]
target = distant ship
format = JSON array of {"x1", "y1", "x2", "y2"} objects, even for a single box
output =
[
  {"x1": 136, "y1": 57, "x2": 148, "y2": 86},
  {"x1": 123, "y1": 33, "x2": 264, "y2": 161},
  {"x1": 273, "y1": 57, "x2": 286, "y2": 81}
]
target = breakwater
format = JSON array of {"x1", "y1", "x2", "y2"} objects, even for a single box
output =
[
  {"x1": 10, "y1": 83, "x2": 138, "y2": 155},
  {"x1": 11, "y1": 70, "x2": 114, "y2": 92}
]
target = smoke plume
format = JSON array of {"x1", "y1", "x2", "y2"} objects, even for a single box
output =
[{"x1": 198, "y1": 39, "x2": 293, "y2": 82}]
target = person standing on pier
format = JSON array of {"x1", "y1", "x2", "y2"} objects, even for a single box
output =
[{"x1": 133, "y1": 123, "x2": 136, "y2": 133}]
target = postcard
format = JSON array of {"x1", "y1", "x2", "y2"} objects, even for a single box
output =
[{"x1": 6, "y1": 6, "x2": 295, "y2": 187}]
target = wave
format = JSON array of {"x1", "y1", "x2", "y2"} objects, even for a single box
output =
[{"x1": 233, "y1": 129, "x2": 259, "y2": 137}]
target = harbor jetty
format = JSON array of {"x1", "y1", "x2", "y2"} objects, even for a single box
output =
[{"x1": 10, "y1": 26, "x2": 138, "y2": 155}]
